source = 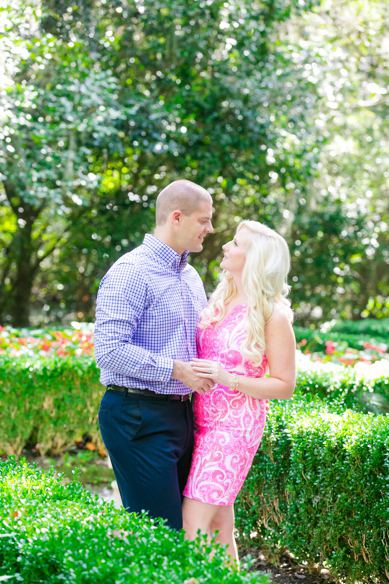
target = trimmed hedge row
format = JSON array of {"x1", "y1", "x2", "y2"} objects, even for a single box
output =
[
  {"x1": 329, "y1": 317, "x2": 389, "y2": 339},
  {"x1": 2, "y1": 357, "x2": 389, "y2": 582},
  {"x1": 235, "y1": 398, "x2": 389, "y2": 583},
  {"x1": 0, "y1": 356, "x2": 104, "y2": 456},
  {"x1": 3, "y1": 401, "x2": 387, "y2": 583},
  {"x1": 0, "y1": 457, "x2": 269, "y2": 583},
  {"x1": 295, "y1": 357, "x2": 389, "y2": 414},
  {"x1": 1, "y1": 355, "x2": 389, "y2": 455}
]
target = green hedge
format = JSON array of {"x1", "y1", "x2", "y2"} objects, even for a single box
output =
[
  {"x1": 0, "y1": 356, "x2": 104, "y2": 456},
  {"x1": 2, "y1": 357, "x2": 389, "y2": 582},
  {"x1": 235, "y1": 398, "x2": 389, "y2": 583},
  {"x1": 0, "y1": 457, "x2": 269, "y2": 583},
  {"x1": 1, "y1": 355, "x2": 389, "y2": 455},
  {"x1": 294, "y1": 326, "x2": 388, "y2": 353},
  {"x1": 329, "y1": 318, "x2": 389, "y2": 339},
  {"x1": 295, "y1": 359, "x2": 389, "y2": 414}
]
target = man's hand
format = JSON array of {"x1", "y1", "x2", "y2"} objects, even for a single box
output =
[
  {"x1": 172, "y1": 360, "x2": 214, "y2": 394},
  {"x1": 191, "y1": 358, "x2": 232, "y2": 387}
]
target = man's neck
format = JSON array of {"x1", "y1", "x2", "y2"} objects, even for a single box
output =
[{"x1": 153, "y1": 229, "x2": 186, "y2": 256}]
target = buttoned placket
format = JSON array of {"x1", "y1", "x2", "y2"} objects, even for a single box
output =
[
  {"x1": 172, "y1": 258, "x2": 191, "y2": 362},
  {"x1": 181, "y1": 277, "x2": 192, "y2": 361},
  {"x1": 157, "y1": 246, "x2": 191, "y2": 367},
  {"x1": 142, "y1": 235, "x2": 195, "y2": 379}
]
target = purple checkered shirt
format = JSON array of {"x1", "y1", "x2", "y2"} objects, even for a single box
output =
[{"x1": 94, "y1": 234, "x2": 207, "y2": 394}]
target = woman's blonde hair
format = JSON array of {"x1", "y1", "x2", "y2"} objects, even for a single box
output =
[{"x1": 199, "y1": 220, "x2": 293, "y2": 366}]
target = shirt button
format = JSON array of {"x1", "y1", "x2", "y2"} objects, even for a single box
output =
[{"x1": 160, "y1": 376, "x2": 164, "y2": 381}]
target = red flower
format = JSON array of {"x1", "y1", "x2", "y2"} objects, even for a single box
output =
[
  {"x1": 371, "y1": 346, "x2": 386, "y2": 353},
  {"x1": 300, "y1": 339, "x2": 307, "y2": 346},
  {"x1": 325, "y1": 341, "x2": 336, "y2": 356},
  {"x1": 339, "y1": 357, "x2": 356, "y2": 366}
]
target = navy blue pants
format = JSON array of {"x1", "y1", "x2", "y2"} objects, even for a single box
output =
[{"x1": 98, "y1": 389, "x2": 194, "y2": 530}]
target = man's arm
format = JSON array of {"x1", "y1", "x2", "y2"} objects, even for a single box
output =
[{"x1": 94, "y1": 263, "x2": 173, "y2": 383}]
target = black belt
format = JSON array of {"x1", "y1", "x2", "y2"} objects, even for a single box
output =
[{"x1": 107, "y1": 385, "x2": 191, "y2": 402}]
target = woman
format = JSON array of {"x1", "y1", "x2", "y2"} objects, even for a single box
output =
[{"x1": 182, "y1": 220, "x2": 296, "y2": 565}]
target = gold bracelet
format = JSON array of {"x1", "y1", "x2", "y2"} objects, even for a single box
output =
[{"x1": 230, "y1": 373, "x2": 239, "y2": 392}]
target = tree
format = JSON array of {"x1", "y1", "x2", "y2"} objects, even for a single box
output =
[
  {"x1": 0, "y1": 3, "x2": 129, "y2": 325},
  {"x1": 284, "y1": 0, "x2": 389, "y2": 322},
  {"x1": 7, "y1": 0, "x2": 386, "y2": 325}
]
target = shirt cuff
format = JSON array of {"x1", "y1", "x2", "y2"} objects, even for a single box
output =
[{"x1": 155, "y1": 357, "x2": 174, "y2": 383}]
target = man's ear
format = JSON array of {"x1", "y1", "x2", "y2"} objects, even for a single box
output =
[{"x1": 171, "y1": 209, "x2": 182, "y2": 223}]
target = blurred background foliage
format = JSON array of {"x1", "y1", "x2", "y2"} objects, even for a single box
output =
[{"x1": 0, "y1": 0, "x2": 388, "y2": 327}]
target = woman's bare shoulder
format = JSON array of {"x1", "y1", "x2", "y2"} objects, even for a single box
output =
[
  {"x1": 267, "y1": 305, "x2": 293, "y2": 326},
  {"x1": 265, "y1": 307, "x2": 295, "y2": 345}
]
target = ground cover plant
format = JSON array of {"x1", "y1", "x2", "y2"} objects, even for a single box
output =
[
  {"x1": 0, "y1": 457, "x2": 269, "y2": 584},
  {"x1": 295, "y1": 317, "x2": 389, "y2": 360},
  {"x1": 43, "y1": 450, "x2": 115, "y2": 486},
  {"x1": 0, "y1": 325, "x2": 94, "y2": 357},
  {"x1": 295, "y1": 327, "x2": 387, "y2": 362},
  {"x1": 235, "y1": 398, "x2": 389, "y2": 584},
  {"x1": 1, "y1": 323, "x2": 388, "y2": 361}
]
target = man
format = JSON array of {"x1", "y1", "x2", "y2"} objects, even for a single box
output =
[{"x1": 94, "y1": 179, "x2": 214, "y2": 530}]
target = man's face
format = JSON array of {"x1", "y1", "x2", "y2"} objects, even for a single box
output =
[{"x1": 178, "y1": 200, "x2": 213, "y2": 253}]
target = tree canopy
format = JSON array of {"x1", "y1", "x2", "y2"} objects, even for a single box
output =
[{"x1": 0, "y1": 0, "x2": 388, "y2": 326}]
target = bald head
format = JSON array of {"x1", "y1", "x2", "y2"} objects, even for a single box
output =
[{"x1": 156, "y1": 180, "x2": 212, "y2": 226}]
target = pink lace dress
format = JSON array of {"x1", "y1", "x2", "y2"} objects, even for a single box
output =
[{"x1": 183, "y1": 304, "x2": 267, "y2": 506}]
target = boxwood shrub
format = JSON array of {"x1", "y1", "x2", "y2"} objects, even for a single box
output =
[
  {"x1": 295, "y1": 358, "x2": 389, "y2": 414},
  {"x1": 329, "y1": 318, "x2": 389, "y2": 339},
  {"x1": 235, "y1": 398, "x2": 389, "y2": 584},
  {"x1": 0, "y1": 355, "x2": 104, "y2": 456},
  {"x1": 1, "y1": 355, "x2": 388, "y2": 455},
  {"x1": 0, "y1": 457, "x2": 269, "y2": 584}
]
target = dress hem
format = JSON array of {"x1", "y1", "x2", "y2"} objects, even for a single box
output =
[{"x1": 182, "y1": 492, "x2": 235, "y2": 507}]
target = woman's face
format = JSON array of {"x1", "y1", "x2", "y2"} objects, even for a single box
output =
[{"x1": 220, "y1": 227, "x2": 250, "y2": 274}]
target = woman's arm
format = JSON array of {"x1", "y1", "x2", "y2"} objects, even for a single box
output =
[{"x1": 192, "y1": 309, "x2": 296, "y2": 400}]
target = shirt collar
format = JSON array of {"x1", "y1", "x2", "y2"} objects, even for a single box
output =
[{"x1": 143, "y1": 234, "x2": 190, "y2": 272}]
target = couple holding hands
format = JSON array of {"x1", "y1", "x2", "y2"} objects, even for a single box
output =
[{"x1": 94, "y1": 179, "x2": 296, "y2": 565}]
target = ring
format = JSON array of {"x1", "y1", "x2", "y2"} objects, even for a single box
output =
[{"x1": 209, "y1": 368, "x2": 212, "y2": 374}]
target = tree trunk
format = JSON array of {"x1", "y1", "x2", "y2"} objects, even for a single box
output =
[
  {"x1": 2, "y1": 180, "x2": 45, "y2": 327},
  {"x1": 10, "y1": 269, "x2": 36, "y2": 328},
  {"x1": 9, "y1": 218, "x2": 37, "y2": 328}
]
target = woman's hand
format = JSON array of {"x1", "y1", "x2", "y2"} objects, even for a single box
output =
[
  {"x1": 192, "y1": 359, "x2": 271, "y2": 408},
  {"x1": 191, "y1": 358, "x2": 232, "y2": 388}
]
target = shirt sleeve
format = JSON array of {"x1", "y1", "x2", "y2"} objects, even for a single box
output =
[
  {"x1": 198, "y1": 277, "x2": 208, "y2": 310},
  {"x1": 94, "y1": 262, "x2": 174, "y2": 382}
]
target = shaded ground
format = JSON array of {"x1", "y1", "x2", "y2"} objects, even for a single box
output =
[
  {"x1": 244, "y1": 549, "x2": 336, "y2": 583},
  {"x1": 10, "y1": 448, "x2": 115, "y2": 485}
]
